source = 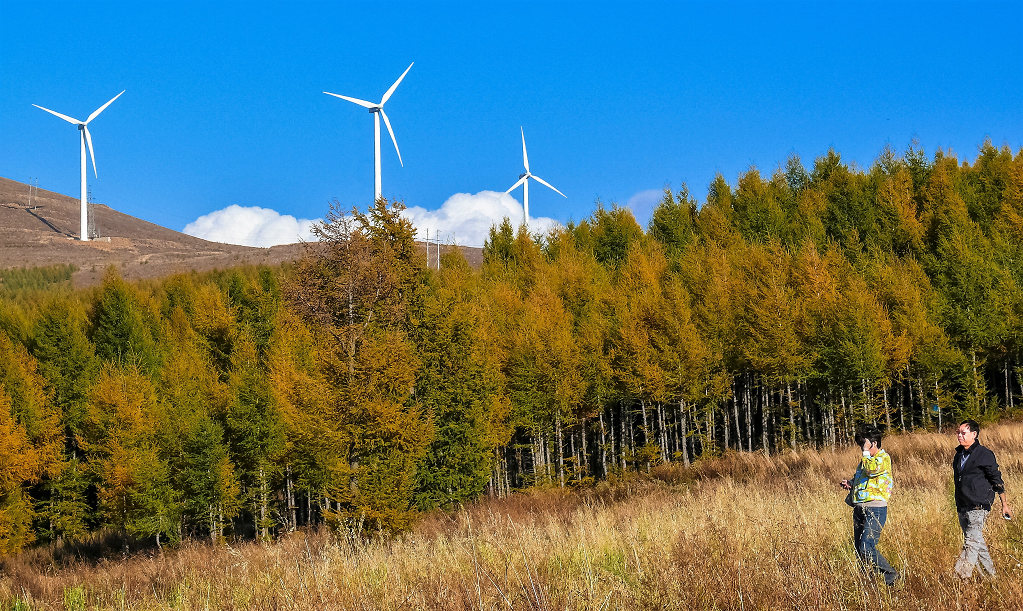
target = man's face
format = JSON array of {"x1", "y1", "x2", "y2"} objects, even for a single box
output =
[{"x1": 956, "y1": 424, "x2": 977, "y2": 447}]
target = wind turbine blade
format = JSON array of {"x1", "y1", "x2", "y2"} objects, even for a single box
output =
[
  {"x1": 520, "y1": 127, "x2": 529, "y2": 172},
  {"x1": 381, "y1": 62, "x2": 414, "y2": 105},
  {"x1": 324, "y1": 92, "x2": 376, "y2": 109},
  {"x1": 532, "y1": 175, "x2": 566, "y2": 198},
  {"x1": 86, "y1": 90, "x2": 125, "y2": 123},
  {"x1": 379, "y1": 109, "x2": 403, "y2": 166},
  {"x1": 506, "y1": 176, "x2": 527, "y2": 193},
  {"x1": 33, "y1": 104, "x2": 82, "y2": 125},
  {"x1": 83, "y1": 126, "x2": 98, "y2": 178}
]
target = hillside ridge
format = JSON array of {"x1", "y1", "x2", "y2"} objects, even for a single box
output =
[{"x1": 0, "y1": 176, "x2": 480, "y2": 286}]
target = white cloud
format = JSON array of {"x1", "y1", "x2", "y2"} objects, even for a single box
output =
[
  {"x1": 626, "y1": 189, "x2": 663, "y2": 226},
  {"x1": 184, "y1": 205, "x2": 320, "y2": 247},
  {"x1": 184, "y1": 192, "x2": 563, "y2": 249},
  {"x1": 402, "y1": 191, "x2": 561, "y2": 247}
]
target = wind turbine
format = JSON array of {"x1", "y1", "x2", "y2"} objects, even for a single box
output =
[
  {"x1": 505, "y1": 127, "x2": 565, "y2": 228},
  {"x1": 324, "y1": 62, "x2": 413, "y2": 203},
  {"x1": 33, "y1": 90, "x2": 125, "y2": 242}
]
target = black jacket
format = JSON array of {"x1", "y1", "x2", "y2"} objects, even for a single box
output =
[{"x1": 953, "y1": 441, "x2": 1005, "y2": 512}]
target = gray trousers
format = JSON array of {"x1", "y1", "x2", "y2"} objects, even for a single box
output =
[{"x1": 955, "y1": 509, "x2": 995, "y2": 578}]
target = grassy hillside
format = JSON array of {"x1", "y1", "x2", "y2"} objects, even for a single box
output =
[{"x1": 3, "y1": 422, "x2": 1020, "y2": 610}]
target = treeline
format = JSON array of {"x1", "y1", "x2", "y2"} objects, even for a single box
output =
[
  {"x1": 0, "y1": 263, "x2": 75, "y2": 296},
  {"x1": 0, "y1": 141, "x2": 1021, "y2": 552}
]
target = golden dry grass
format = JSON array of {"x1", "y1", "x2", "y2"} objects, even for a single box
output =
[{"x1": 3, "y1": 422, "x2": 1022, "y2": 610}]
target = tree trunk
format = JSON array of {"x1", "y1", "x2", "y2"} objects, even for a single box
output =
[
  {"x1": 600, "y1": 410, "x2": 609, "y2": 477},
  {"x1": 536, "y1": 435, "x2": 544, "y2": 483},
  {"x1": 971, "y1": 349, "x2": 981, "y2": 411},
  {"x1": 883, "y1": 386, "x2": 891, "y2": 432},
  {"x1": 760, "y1": 380, "x2": 769, "y2": 455},
  {"x1": 580, "y1": 417, "x2": 588, "y2": 478},
  {"x1": 840, "y1": 389, "x2": 848, "y2": 442},
  {"x1": 917, "y1": 376, "x2": 927, "y2": 428},
  {"x1": 908, "y1": 366, "x2": 916, "y2": 429},
  {"x1": 691, "y1": 402, "x2": 702, "y2": 459},
  {"x1": 862, "y1": 378, "x2": 872, "y2": 426},
  {"x1": 621, "y1": 403, "x2": 630, "y2": 468},
  {"x1": 515, "y1": 446, "x2": 523, "y2": 489},
  {"x1": 827, "y1": 389, "x2": 835, "y2": 449},
  {"x1": 209, "y1": 506, "x2": 217, "y2": 543},
  {"x1": 706, "y1": 407, "x2": 714, "y2": 453},
  {"x1": 286, "y1": 464, "x2": 296, "y2": 532},
  {"x1": 1005, "y1": 359, "x2": 1013, "y2": 411},
  {"x1": 568, "y1": 424, "x2": 576, "y2": 482},
  {"x1": 787, "y1": 381, "x2": 796, "y2": 449},
  {"x1": 898, "y1": 380, "x2": 905, "y2": 432},
  {"x1": 556, "y1": 415, "x2": 565, "y2": 487},
  {"x1": 258, "y1": 466, "x2": 269, "y2": 540},
  {"x1": 732, "y1": 377, "x2": 743, "y2": 452},
  {"x1": 640, "y1": 398, "x2": 650, "y2": 471},
  {"x1": 679, "y1": 400, "x2": 689, "y2": 466},
  {"x1": 745, "y1": 375, "x2": 753, "y2": 452},
  {"x1": 723, "y1": 408, "x2": 730, "y2": 452},
  {"x1": 671, "y1": 401, "x2": 681, "y2": 458}
]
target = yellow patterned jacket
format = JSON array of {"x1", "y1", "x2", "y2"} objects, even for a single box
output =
[{"x1": 850, "y1": 449, "x2": 894, "y2": 504}]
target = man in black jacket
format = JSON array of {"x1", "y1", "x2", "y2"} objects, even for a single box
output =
[{"x1": 953, "y1": 419, "x2": 1013, "y2": 578}]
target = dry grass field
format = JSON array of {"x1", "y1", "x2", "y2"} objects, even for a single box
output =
[{"x1": 3, "y1": 422, "x2": 1021, "y2": 610}]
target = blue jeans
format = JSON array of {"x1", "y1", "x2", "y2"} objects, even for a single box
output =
[{"x1": 853, "y1": 505, "x2": 898, "y2": 585}]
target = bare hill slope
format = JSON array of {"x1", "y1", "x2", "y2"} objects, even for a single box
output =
[{"x1": 0, "y1": 177, "x2": 480, "y2": 287}]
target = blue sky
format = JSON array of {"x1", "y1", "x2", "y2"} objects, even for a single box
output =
[{"x1": 2, "y1": 1, "x2": 1021, "y2": 247}]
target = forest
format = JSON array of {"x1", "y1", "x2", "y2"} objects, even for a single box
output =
[{"x1": 0, "y1": 141, "x2": 1021, "y2": 553}]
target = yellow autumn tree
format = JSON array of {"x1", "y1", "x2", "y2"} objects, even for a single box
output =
[
  {"x1": 0, "y1": 390, "x2": 40, "y2": 553},
  {"x1": 290, "y1": 200, "x2": 433, "y2": 533},
  {"x1": 0, "y1": 334, "x2": 61, "y2": 553},
  {"x1": 84, "y1": 364, "x2": 180, "y2": 548}
]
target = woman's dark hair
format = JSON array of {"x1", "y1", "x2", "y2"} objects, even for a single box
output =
[{"x1": 855, "y1": 426, "x2": 883, "y2": 447}]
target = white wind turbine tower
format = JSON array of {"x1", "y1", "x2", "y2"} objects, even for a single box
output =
[
  {"x1": 506, "y1": 127, "x2": 565, "y2": 228},
  {"x1": 33, "y1": 90, "x2": 125, "y2": 242},
  {"x1": 324, "y1": 62, "x2": 413, "y2": 203}
]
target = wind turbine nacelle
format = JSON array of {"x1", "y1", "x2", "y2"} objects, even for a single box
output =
[
  {"x1": 369, "y1": 107, "x2": 381, "y2": 113},
  {"x1": 78, "y1": 124, "x2": 86, "y2": 131}
]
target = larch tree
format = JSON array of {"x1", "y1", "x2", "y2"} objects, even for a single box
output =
[
  {"x1": 84, "y1": 364, "x2": 179, "y2": 549},
  {"x1": 289, "y1": 199, "x2": 433, "y2": 533},
  {"x1": 0, "y1": 334, "x2": 60, "y2": 552},
  {"x1": 414, "y1": 250, "x2": 509, "y2": 508}
]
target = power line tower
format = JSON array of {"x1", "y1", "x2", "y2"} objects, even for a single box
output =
[
  {"x1": 87, "y1": 187, "x2": 98, "y2": 239},
  {"x1": 26, "y1": 177, "x2": 39, "y2": 209}
]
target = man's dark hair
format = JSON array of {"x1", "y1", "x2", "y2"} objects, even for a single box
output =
[
  {"x1": 960, "y1": 419, "x2": 980, "y2": 435},
  {"x1": 855, "y1": 426, "x2": 883, "y2": 447}
]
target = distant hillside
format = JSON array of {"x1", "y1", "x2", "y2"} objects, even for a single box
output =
[{"x1": 0, "y1": 177, "x2": 481, "y2": 286}]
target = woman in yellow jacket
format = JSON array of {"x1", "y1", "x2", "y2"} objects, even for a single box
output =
[{"x1": 840, "y1": 426, "x2": 898, "y2": 586}]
